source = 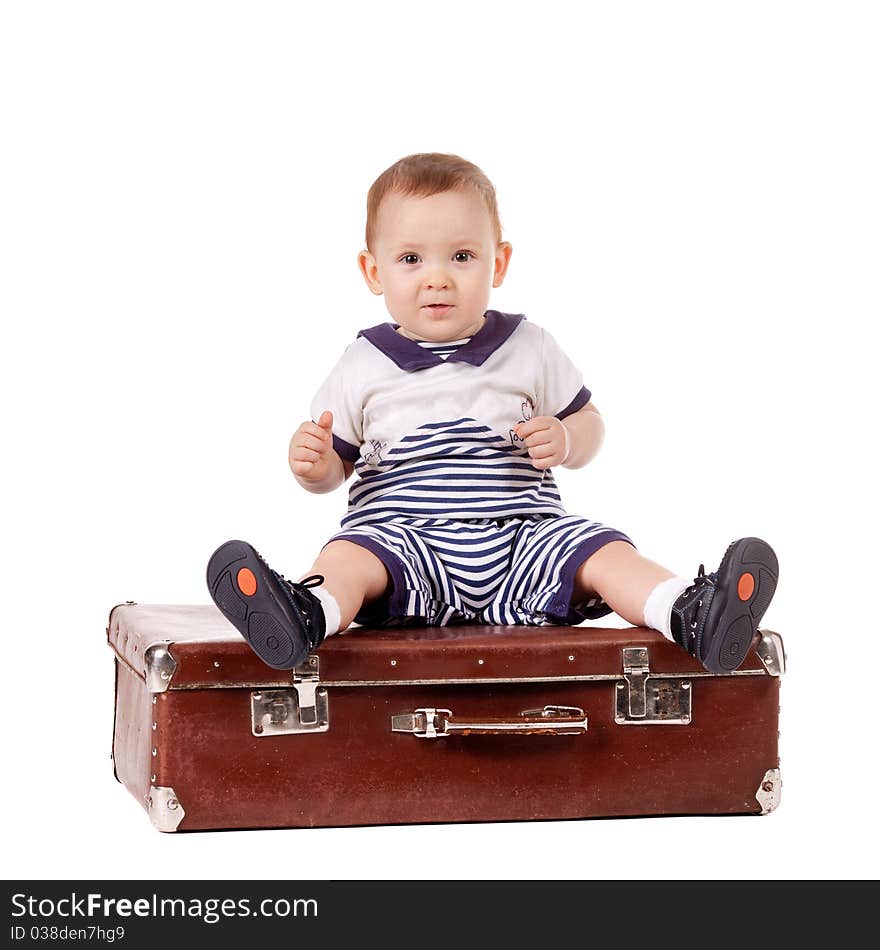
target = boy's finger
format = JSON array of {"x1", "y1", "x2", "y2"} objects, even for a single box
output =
[
  {"x1": 297, "y1": 433, "x2": 330, "y2": 454},
  {"x1": 527, "y1": 443, "x2": 555, "y2": 459},
  {"x1": 292, "y1": 446, "x2": 323, "y2": 464},
  {"x1": 317, "y1": 410, "x2": 334, "y2": 431},
  {"x1": 298, "y1": 422, "x2": 331, "y2": 443},
  {"x1": 515, "y1": 417, "x2": 551, "y2": 438},
  {"x1": 521, "y1": 431, "x2": 554, "y2": 448}
]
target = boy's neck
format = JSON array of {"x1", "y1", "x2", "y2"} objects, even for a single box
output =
[{"x1": 395, "y1": 313, "x2": 486, "y2": 343}]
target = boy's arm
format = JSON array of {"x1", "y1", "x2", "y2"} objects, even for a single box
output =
[{"x1": 561, "y1": 402, "x2": 604, "y2": 470}]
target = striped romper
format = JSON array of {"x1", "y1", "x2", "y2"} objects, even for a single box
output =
[{"x1": 309, "y1": 310, "x2": 635, "y2": 628}]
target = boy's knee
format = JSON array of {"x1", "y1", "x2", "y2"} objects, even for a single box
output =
[
  {"x1": 318, "y1": 540, "x2": 392, "y2": 599},
  {"x1": 572, "y1": 540, "x2": 634, "y2": 595}
]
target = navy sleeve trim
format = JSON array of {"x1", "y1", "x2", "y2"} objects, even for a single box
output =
[
  {"x1": 555, "y1": 386, "x2": 592, "y2": 420},
  {"x1": 331, "y1": 433, "x2": 361, "y2": 463}
]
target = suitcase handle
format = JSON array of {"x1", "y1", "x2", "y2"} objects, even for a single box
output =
[{"x1": 391, "y1": 705, "x2": 588, "y2": 739}]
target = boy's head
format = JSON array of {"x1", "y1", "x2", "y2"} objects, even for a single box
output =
[{"x1": 358, "y1": 153, "x2": 513, "y2": 343}]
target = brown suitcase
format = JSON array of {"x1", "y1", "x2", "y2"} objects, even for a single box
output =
[{"x1": 107, "y1": 603, "x2": 785, "y2": 832}]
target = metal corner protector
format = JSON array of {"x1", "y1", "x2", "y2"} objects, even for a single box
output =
[
  {"x1": 755, "y1": 768, "x2": 782, "y2": 814},
  {"x1": 146, "y1": 785, "x2": 186, "y2": 832},
  {"x1": 144, "y1": 642, "x2": 178, "y2": 693},
  {"x1": 756, "y1": 629, "x2": 786, "y2": 677}
]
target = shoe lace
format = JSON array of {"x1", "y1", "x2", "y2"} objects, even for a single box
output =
[
  {"x1": 268, "y1": 567, "x2": 324, "y2": 612},
  {"x1": 269, "y1": 568, "x2": 324, "y2": 598},
  {"x1": 678, "y1": 564, "x2": 717, "y2": 648},
  {"x1": 686, "y1": 564, "x2": 716, "y2": 595}
]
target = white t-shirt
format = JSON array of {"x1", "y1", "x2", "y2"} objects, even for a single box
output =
[{"x1": 309, "y1": 310, "x2": 591, "y2": 529}]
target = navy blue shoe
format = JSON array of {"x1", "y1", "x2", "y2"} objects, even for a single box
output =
[
  {"x1": 206, "y1": 540, "x2": 326, "y2": 670},
  {"x1": 671, "y1": 537, "x2": 779, "y2": 673}
]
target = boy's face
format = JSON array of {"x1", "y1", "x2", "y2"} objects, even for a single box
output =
[{"x1": 358, "y1": 188, "x2": 512, "y2": 342}]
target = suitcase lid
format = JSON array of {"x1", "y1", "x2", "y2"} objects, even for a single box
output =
[{"x1": 107, "y1": 603, "x2": 777, "y2": 690}]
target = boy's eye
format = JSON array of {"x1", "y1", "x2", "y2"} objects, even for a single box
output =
[
  {"x1": 400, "y1": 254, "x2": 420, "y2": 264},
  {"x1": 454, "y1": 251, "x2": 472, "y2": 263}
]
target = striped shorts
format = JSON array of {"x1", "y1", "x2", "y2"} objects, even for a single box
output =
[{"x1": 323, "y1": 514, "x2": 635, "y2": 627}]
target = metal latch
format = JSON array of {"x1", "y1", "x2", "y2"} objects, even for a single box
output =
[
  {"x1": 614, "y1": 647, "x2": 692, "y2": 725},
  {"x1": 250, "y1": 655, "x2": 329, "y2": 736}
]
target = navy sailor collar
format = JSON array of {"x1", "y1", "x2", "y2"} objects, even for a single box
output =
[{"x1": 356, "y1": 310, "x2": 526, "y2": 372}]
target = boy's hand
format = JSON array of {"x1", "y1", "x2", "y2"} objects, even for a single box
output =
[
  {"x1": 289, "y1": 410, "x2": 337, "y2": 480},
  {"x1": 513, "y1": 416, "x2": 569, "y2": 470}
]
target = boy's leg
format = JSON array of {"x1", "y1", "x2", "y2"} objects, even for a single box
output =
[
  {"x1": 298, "y1": 539, "x2": 392, "y2": 632},
  {"x1": 573, "y1": 537, "x2": 779, "y2": 673},
  {"x1": 571, "y1": 540, "x2": 678, "y2": 627}
]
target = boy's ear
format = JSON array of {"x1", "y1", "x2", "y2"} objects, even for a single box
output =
[
  {"x1": 358, "y1": 250, "x2": 384, "y2": 295},
  {"x1": 492, "y1": 242, "x2": 513, "y2": 288}
]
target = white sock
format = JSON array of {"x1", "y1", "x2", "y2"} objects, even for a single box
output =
[
  {"x1": 642, "y1": 576, "x2": 691, "y2": 640},
  {"x1": 311, "y1": 585, "x2": 342, "y2": 637}
]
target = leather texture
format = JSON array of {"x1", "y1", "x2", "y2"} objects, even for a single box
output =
[
  {"x1": 108, "y1": 603, "x2": 780, "y2": 830},
  {"x1": 107, "y1": 603, "x2": 765, "y2": 689},
  {"x1": 112, "y1": 658, "x2": 155, "y2": 816}
]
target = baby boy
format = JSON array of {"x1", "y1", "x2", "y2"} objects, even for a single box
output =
[{"x1": 206, "y1": 153, "x2": 778, "y2": 674}]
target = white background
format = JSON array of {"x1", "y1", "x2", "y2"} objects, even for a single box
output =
[{"x1": 2, "y1": 1, "x2": 877, "y2": 880}]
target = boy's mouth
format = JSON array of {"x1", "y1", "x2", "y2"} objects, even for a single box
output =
[{"x1": 424, "y1": 304, "x2": 454, "y2": 312}]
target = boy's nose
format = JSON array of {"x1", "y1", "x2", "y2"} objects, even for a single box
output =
[{"x1": 424, "y1": 273, "x2": 450, "y2": 290}]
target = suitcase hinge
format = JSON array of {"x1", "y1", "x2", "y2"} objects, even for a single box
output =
[
  {"x1": 615, "y1": 647, "x2": 692, "y2": 725},
  {"x1": 250, "y1": 655, "x2": 330, "y2": 736}
]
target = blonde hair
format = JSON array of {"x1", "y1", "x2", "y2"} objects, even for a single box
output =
[{"x1": 365, "y1": 152, "x2": 502, "y2": 252}]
